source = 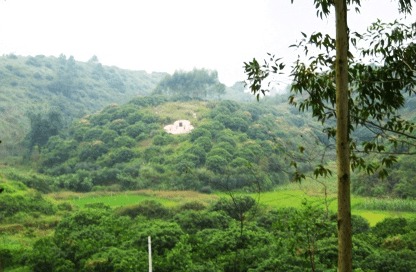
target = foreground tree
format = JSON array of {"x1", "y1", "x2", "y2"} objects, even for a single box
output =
[
  {"x1": 334, "y1": 1, "x2": 352, "y2": 270},
  {"x1": 244, "y1": 1, "x2": 416, "y2": 271}
]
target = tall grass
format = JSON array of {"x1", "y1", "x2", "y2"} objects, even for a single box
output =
[
  {"x1": 65, "y1": 190, "x2": 217, "y2": 208},
  {"x1": 353, "y1": 197, "x2": 416, "y2": 212}
]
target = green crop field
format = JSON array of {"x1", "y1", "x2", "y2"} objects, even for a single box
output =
[
  {"x1": 57, "y1": 189, "x2": 219, "y2": 208},
  {"x1": 61, "y1": 186, "x2": 416, "y2": 226},
  {"x1": 254, "y1": 191, "x2": 415, "y2": 226}
]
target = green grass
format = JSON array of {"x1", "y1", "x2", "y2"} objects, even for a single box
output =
[
  {"x1": 352, "y1": 210, "x2": 414, "y2": 226},
  {"x1": 216, "y1": 177, "x2": 416, "y2": 226},
  {"x1": 64, "y1": 190, "x2": 218, "y2": 208},
  {"x1": 255, "y1": 190, "x2": 415, "y2": 226},
  {"x1": 64, "y1": 185, "x2": 416, "y2": 226},
  {"x1": 352, "y1": 197, "x2": 416, "y2": 212},
  {"x1": 247, "y1": 190, "x2": 326, "y2": 209},
  {"x1": 70, "y1": 193, "x2": 176, "y2": 208}
]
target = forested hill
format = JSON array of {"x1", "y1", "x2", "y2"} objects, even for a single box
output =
[
  {"x1": 0, "y1": 54, "x2": 166, "y2": 155},
  {"x1": 32, "y1": 96, "x2": 329, "y2": 193},
  {"x1": 2, "y1": 54, "x2": 415, "y2": 199}
]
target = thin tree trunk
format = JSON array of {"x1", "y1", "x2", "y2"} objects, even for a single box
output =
[{"x1": 334, "y1": 0, "x2": 353, "y2": 271}]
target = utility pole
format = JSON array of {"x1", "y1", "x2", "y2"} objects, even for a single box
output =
[{"x1": 148, "y1": 236, "x2": 153, "y2": 272}]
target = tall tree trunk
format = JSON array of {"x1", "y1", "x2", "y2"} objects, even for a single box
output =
[{"x1": 334, "y1": 0, "x2": 352, "y2": 271}]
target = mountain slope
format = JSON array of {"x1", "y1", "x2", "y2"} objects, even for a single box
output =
[
  {"x1": 33, "y1": 96, "x2": 330, "y2": 192},
  {"x1": 0, "y1": 54, "x2": 166, "y2": 157}
]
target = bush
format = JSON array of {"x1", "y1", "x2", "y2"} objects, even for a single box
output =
[
  {"x1": 78, "y1": 141, "x2": 108, "y2": 161},
  {"x1": 113, "y1": 135, "x2": 136, "y2": 148},
  {"x1": 210, "y1": 196, "x2": 256, "y2": 221},
  {"x1": 206, "y1": 155, "x2": 228, "y2": 174},
  {"x1": 199, "y1": 185, "x2": 213, "y2": 194},
  {"x1": 190, "y1": 128, "x2": 212, "y2": 142},
  {"x1": 115, "y1": 200, "x2": 170, "y2": 219},
  {"x1": 361, "y1": 249, "x2": 416, "y2": 272},
  {"x1": 194, "y1": 136, "x2": 213, "y2": 152},
  {"x1": 4, "y1": 172, "x2": 55, "y2": 193},
  {"x1": 178, "y1": 201, "x2": 207, "y2": 211},
  {"x1": 174, "y1": 210, "x2": 230, "y2": 234},
  {"x1": 372, "y1": 218, "x2": 408, "y2": 239},
  {"x1": 99, "y1": 147, "x2": 137, "y2": 166},
  {"x1": 352, "y1": 215, "x2": 370, "y2": 234},
  {"x1": 0, "y1": 193, "x2": 56, "y2": 219},
  {"x1": 128, "y1": 220, "x2": 184, "y2": 255}
]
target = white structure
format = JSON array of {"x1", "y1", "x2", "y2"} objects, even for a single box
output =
[
  {"x1": 148, "y1": 236, "x2": 152, "y2": 272},
  {"x1": 164, "y1": 119, "x2": 194, "y2": 134}
]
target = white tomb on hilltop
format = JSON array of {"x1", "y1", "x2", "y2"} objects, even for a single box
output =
[{"x1": 164, "y1": 120, "x2": 194, "y2": 134}]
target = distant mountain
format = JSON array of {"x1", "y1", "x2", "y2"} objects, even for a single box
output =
[{"x1": 0, "y1": 54, "x2": 166, "y2": 157}]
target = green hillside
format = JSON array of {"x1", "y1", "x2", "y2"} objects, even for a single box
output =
[
  {"x1": 0, "y1": 54, "x2": 166, "y2": 157},
  {"x1": 28, "y1": 96, "x2": 329, "y2": 193},
  {"x1": 1, "y1": 54, "x2": 414, "y2": 199}
]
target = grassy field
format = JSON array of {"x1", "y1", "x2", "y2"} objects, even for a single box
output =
[
  {"x1": 250, "y1": 190, "x2": 415, "y2": 226},
  {"x1": 58, "y1": 182, "x2": 416, "y2": 226},
  {"x1": 51, "y1": 189, "x2": 218, "y2": 208}
]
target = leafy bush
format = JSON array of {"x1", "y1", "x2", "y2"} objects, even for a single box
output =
[
  {"x1": 127, "y1": 220, "x2": 184, "y2": 255},
  {"x1": 4, "y1": 171, "x2": 56, "y2": 193},
  {"x1": 115, "y1": 200, "x2": 170, "y2": 219},
  {"x1": 0, "y1": 192, "x2": 56, "y2": 220},
  {"x1": 210, "y1": 196, "x2": 257, "y2": 221},
  {"x1": 177, "y1": 201, "x2": 207, "y2": 211},
  {"x1": 361, "y1": 249, "x2": 416, "y2": 272},
  {"x1": 372, "y1": 218, "x2": 408, "y2": 240},
  {"x1": 206, "y1": 155, "x2": 228, "y2": 174},
  {"x1": 352, "y1": 215, "x2": 370, "y2": 234},
  {"x1": 190, "y1": 128, "x2": 212, "y2": 141},
  {"x1": 99, "y1": 147, "x2": 137, "y2": 167},
  {"x1": 174, "y1": 210, "x2": 230, "y2": 234}
]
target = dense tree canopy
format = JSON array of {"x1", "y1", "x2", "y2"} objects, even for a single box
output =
[
  {"x1": 0, "y1": 54, "x2": 165, "y2": 159},
  {"x1": 25, "y1": 97, "x2": 334, "y2": 193},
  {"x1": 153, "y1": 68, "x2": 226, "y2": 99},
  {"x1": 25, "y1": 109, "x2": 64, "y2": 153},
  {"x1": 3, "y1": 195, "x2": 411, "y2": 272}
]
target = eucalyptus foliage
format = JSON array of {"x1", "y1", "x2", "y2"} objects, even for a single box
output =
[{"x1": 244, "y1": 4, "x2": 416, "y2": 180}]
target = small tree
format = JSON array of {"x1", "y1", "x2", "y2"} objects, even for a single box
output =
[
  {"x1": 153, "y1": 68, "x2": 225, "y2": 99},
  {"x1": 26, "y1": 109, "x2": 64, "y2": 153}
]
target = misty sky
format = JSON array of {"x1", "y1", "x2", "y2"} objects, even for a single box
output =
[{"x1": 0, "y1": 0, "x2": 412, "y2": 86}]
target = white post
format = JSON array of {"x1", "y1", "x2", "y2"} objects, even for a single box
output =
[{"x1": 148, "y1": 236, "x2": 152, "y2": 272}]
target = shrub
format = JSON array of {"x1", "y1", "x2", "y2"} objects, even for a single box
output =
[
  {"x1": 352, "y1": 215, "x2": 370, "y2": 234},
  {"x1": 174, "y1": 210, "x2": 230, "y2": 234},
  {"x1": 199, "y1": 186, "x2": 213, "y2": 194},
  {"x1": 190, "y1": 128, "x2": 212, "y2": 142},
  {"x1": 178, "y1": 201, "x2": 207, "y2": 211},
  {"x1": 206, "y1": 155, "x2": 228, "y2": 174},
  {"x1": 194, "y1": 136, "x2": 213, "y2": 152},
  {"x1": 0, "y1": 193, "x2": 56, "y2": 219},
  {"x1": 113, "y1": 135, "x2": 136, "y2": 148},
  {"x1": 99, "y1": 147, "x2": 137, "y2": 166},
  {"x1": 115, "y1": 200, "x2": 170, "y2": 219},
  {"x1": 124, "y1": 122, "x2": 146, "y2": 138},
  {"x1": 372, "y1": 218, "x2": 408, "y2": 239},
  {"x1": 210, "y1": 196, "x2": 256, "y2": 221}
]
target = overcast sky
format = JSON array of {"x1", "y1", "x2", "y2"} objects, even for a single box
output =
[{"x1": 0, "y1": 0, "x2": 412, "y2": 86}]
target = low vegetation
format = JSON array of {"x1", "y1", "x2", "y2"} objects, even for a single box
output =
[{"x1": 1, "y1": 175, "x2": 415, "y2": 271}]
